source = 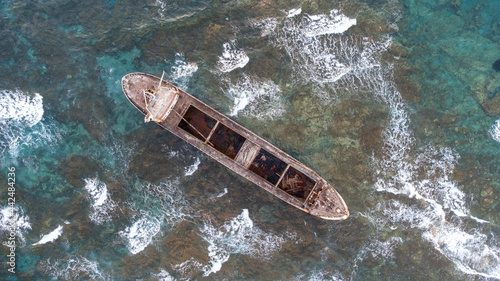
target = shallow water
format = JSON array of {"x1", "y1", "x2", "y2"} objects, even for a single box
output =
[{"x1": 1, "y1": 0, "x2": 499, "y2": 280}]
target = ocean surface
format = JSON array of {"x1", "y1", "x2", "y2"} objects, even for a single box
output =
[{"x1": 1, "y1": 0, "x2": 499, "y2": 280}]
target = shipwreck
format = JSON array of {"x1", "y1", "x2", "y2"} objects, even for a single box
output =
[{"x1": 122, "y1": 72, "x2": 349, "y2": 220}]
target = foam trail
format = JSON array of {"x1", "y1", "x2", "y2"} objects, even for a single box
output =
[
  {"x1": 217, "y1": 40, "x2": 249, "y2": 72},
  {"x1": 84, "y1": 178, "x2": 118, "y2": 224},
  {"x1": 490, "y1": 119, "x2": 500, "y2": 142},
  {"x1": 201, "y1": 209, "x2": 293, "y2": 276},
  {"x1": 33, "y1": 225, "x2": 63, "y2": 246}
]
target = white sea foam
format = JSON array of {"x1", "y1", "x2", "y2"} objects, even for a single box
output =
[
  {"x1": 349, "y1": 232, "x2": 403, "y2": 279},
  {"x1": 84, "y1": 178, "x2": 118, "y2": 224},
  {"x1": 201, "y1": 209, "x2": 293, "y2": 276},
  {"x1": 0, "y1": 205, "x2": 31, "y2": 247},
  {"x1": 293, "y1": 270, "x2": 344, "y2": 281},
  {"x1": 143, "y1": 180, "x2": 191, "y2": 226},
  {"x1": 155, "y1": 0, "x2": 167, "y2": 18},
  {"x1": 168, "y1": 53, "x2": 198, "y2": 88},
  {"x1": 0, "y1": 89, "x2": 60, "y2": 159},
  {"x1": 120, "y1": 180, "x2": 191, "y2": 255},
  {"x1": 216, "y1": 188, "x2": 228, "y2": 198},
  {"x1": 85, "y1": 178, "x2": 107, "y2": 207},
  {"x1": 217, "y1": 40, "x2": 249, "y2": 72},
  {"x1": 273, "y1": 7, "x2": 500, "y2": 278},
  {"x1": 33, "y1": 225, "x2": 63, "y2": 246},
  {"x1": 172, "y1": 257, "x2": 204, "y2": 279},
  {"x1": 151, "y1": 269, "x2": 176, "y2": 281},
  {"x1": 119, "y1": 212, "x2": 162, "y2": 255},
  {"x1": 184, "y1": 157, "x2": 201, "y2": 176},
  {"x1": 222, "y1": 74, "x2": 284, "y2": 119},
  {"x1": 274, "y1": 13, "x2": 388, "y2": 85},
  {"x1": 39, "y1": 255, "x2": 108, "y2": 280},
  {"x1": 104, "y1": 138, "x2": 135, "y2": 175},
  {"x1": 250, "y1": 17, "x2": 279, "y2": 37},
  {"x1": 490, "y1": 119, "x2": 500, "y2": 142},
  {"x1": 0, "y1": 89, "x2": 43, "y2": 126},
  {"x1": 299, "y1": 9, "x2": 356, "y2": 37},
  {"x1": 367, "y1": 65, "x2": 500, "y2": 279},
  {"x1": 378, "y1": 199, "x2": 500, "y2": 279},
  {"x1": 287, "y1": 8, "x2": 302, "y2": 18}
]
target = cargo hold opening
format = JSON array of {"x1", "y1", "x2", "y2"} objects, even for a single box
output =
[
  {"x1": 178, "y1": 105, "x2": 217, "y2": 141},
  {"x1": 277, "y1": 167, "x2": 316, "y2": 203},
  {"x1": 209, "y1": 123, "x2": 246, "y2": 159},
  {"x1": 249, "y1": 149, "x2": 287, "y2": 185}
]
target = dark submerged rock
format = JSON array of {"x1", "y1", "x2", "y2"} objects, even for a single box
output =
[
  {"x1": 493, "y1": 59, "x2": 500, "y2": 72},
  {"x1": 59, "y1": 154, "x2": 101, "y2": 187}
]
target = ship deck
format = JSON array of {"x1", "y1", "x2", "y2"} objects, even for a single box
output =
[{"x1": 122, "y1": 72, "x2": 349, "y2": 220}]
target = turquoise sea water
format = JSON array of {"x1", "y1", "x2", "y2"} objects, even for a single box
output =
[{"x1": 1, "y1": 0, "x2": 499, "y2": 280}]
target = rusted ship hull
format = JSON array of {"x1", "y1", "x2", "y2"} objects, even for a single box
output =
[{"x1": 122, "y1": 72, "x2": 349, "y2": 220}]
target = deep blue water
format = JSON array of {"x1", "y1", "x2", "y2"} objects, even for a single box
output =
[{"x1": 1, "y1": 0, "x2": 499, "y2": 280}]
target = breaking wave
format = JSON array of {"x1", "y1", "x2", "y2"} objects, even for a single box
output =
[
  {"x1": 0, "y1": 89, "x2": 60, "y2": 159},
  {"x1": 184, "y1": 157, "x2": 201, "y2": 176},
  {"x1": 222, "y1": 74, "x2": 284, "y2": 119},
  {"x1": 490, "y1": 119, "x2": 500, "y2": 142},
  {"x1": 200, "y1": 209, "x2": 294, "y2": 276},
  {"x1": 84, "y1": 178, "x2": 118, "y2": 224},
  {"x1": 39, "y1": 255, "x2": 109, "y2": 280},
  {"x1": 217, "y1": 40, "x2": 249, "y2": 73},
  {"x1": 33, "y1": 225, "x2": 63, "y2": 246}
]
